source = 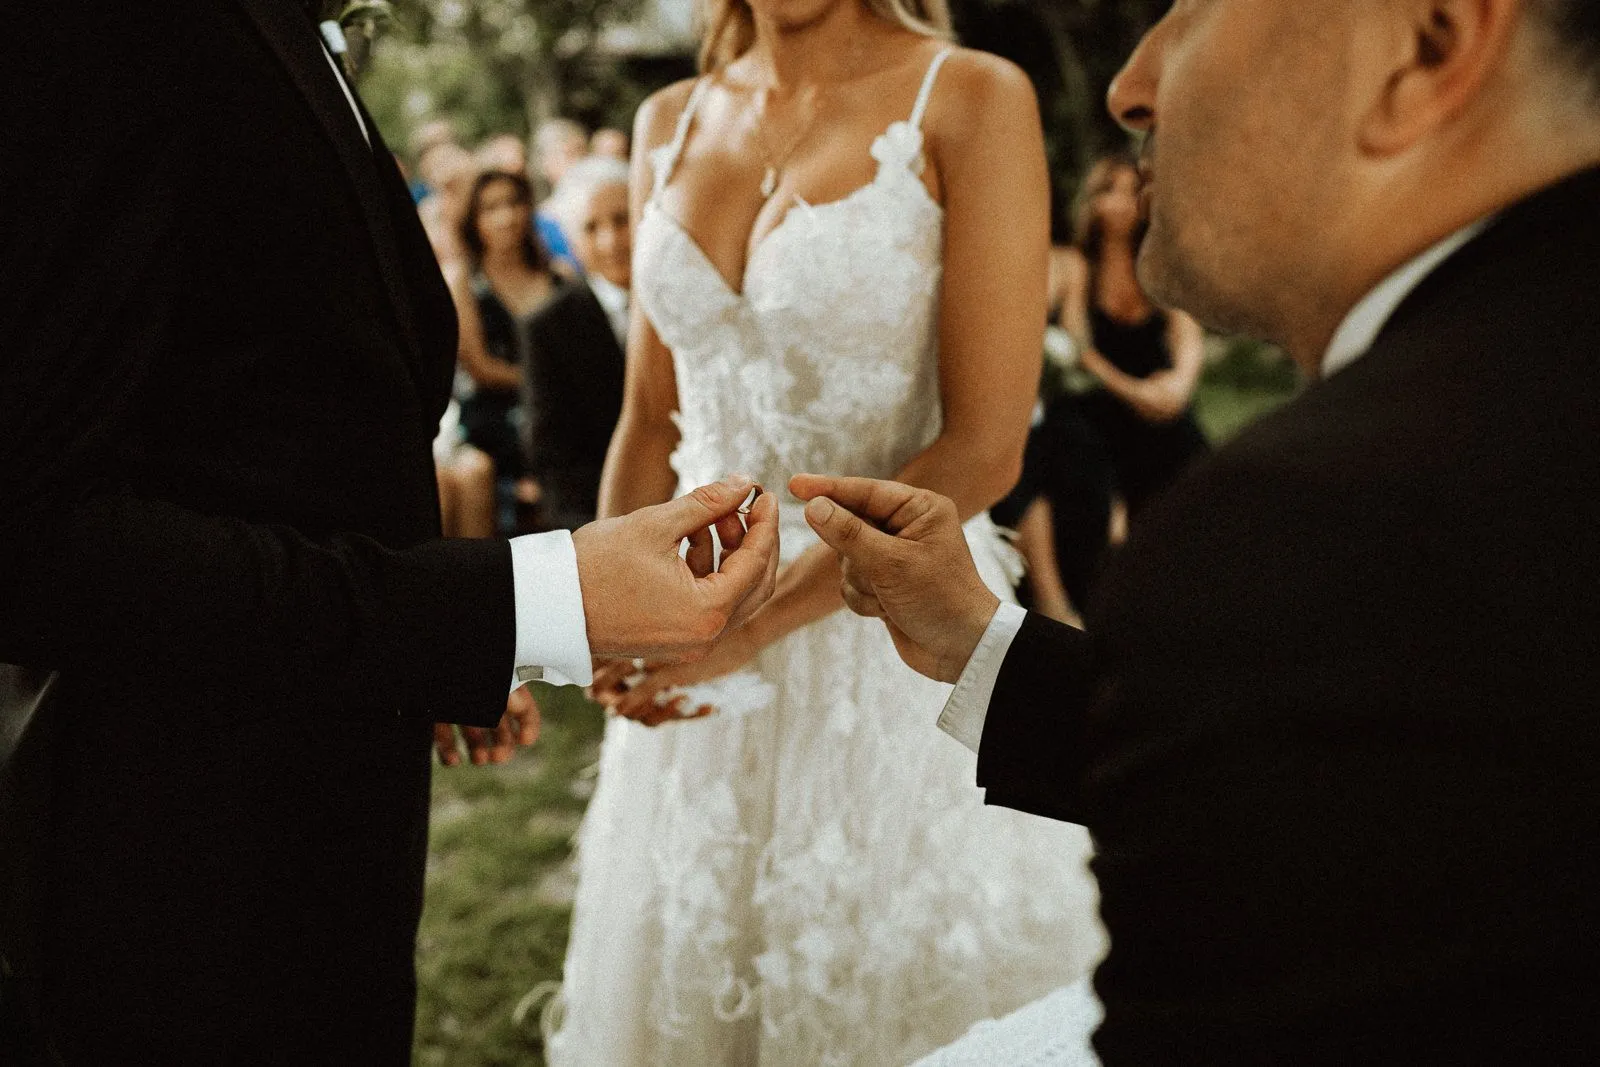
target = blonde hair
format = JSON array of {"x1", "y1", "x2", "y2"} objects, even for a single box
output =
[{"x1": 696, "y1": 0, "x2": 953, "y2": 74}]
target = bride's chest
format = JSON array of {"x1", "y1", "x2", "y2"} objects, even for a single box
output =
[{"x1": 634, "y1": 180, "x2": 944, "y2": 364}]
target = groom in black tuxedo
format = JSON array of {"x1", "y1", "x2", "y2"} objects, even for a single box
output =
[
  {"x1": 797, "y1": 0, "x2": 1600, "y2": 1061},
  {"x1": 0, "y1": 2, "x2": 777, "y2": 1062}
]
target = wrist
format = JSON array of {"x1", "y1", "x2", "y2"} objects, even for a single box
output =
[{"x1": 943, "y1": 588, "x2": 1002, "y2": 680}]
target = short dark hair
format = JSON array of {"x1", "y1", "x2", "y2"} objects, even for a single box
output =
[
  {"x1": 459, "y1": 171, "x2": 549, "y2": 273},
  {"x1": 1533, "y1": 0, "x2": 1600, "y2": 96}
]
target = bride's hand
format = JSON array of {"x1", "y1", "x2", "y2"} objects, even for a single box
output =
[{"x1": 609, "y1": 625, "x2": 764, "y2": 727}]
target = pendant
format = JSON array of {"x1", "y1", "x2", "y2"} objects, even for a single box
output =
[{"x1": 761, "y1": 166, "x2": 779, "y2": 199}]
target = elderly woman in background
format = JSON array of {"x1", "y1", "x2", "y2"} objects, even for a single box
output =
[{"x1": 520, "y1": 156, "x2": 633, "y2": 529}]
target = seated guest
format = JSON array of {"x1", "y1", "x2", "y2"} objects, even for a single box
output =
[
  {"x1": 407, "y1": 118, "x2": 458, "y2": 203},
  {"x1": 521, "y1": 156, "x2": 631, "y2": 529},
  {"x1": 590, "y1": 126, "x2": 629, "y2": 161},
  {"x1": 476, "y1": 132, "x2": 529, "y2": 178},
  {"x1": 448, "y1": 169, "x2": 558, "y2": 533},
  {"x1": 532, "y1": 118, "x2": 589, "y2": 271},
  {"x1": 417, "y1": 142, "x2": 477, "y2": 274}
]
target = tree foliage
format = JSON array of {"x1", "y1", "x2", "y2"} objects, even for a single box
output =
[{"x1": 354, "y1": 0, "x2": 1168, "y2": 204}]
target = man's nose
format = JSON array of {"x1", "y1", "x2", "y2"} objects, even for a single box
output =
[{"x1": 1107, "y1": 23, "x2": 1162, "y2": 134}]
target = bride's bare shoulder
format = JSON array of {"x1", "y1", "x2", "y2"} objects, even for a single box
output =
[
  {"x1": 923, "y1": 46, "x2": 1040, "y2": 137},
  {"x1": 634, "y1": 77, "x2": 705, "y2": 153}
]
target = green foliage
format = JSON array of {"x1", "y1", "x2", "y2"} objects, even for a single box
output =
[
  {"x1": 353, "y1": 0, "x2": 1171, "y2": 187},
  {"x1": 356, "y1": 0, "x2": 649, "y2": 155},
  {"x1": 1195, "y1": 342, "x2": 1301, "y2": 442}
]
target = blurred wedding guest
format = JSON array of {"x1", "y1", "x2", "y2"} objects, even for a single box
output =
[
  {"x1": 408, "y1": 117, "x2": 460, "y2": 203},
  {"x1": 589, "y1": 126, "x2": 630, "y2": 161},
  {"x1": 1060, "y1": 151, "x2": 1209, "y2": 518},
  {"x1": 417, "y1": 141, "x2": 478, "y2": 272},
  {"x1": 532, "y1": 118, "x2": 588, "y2": 266},
  {"x1": 477, "y1": 131, "x2": 529, "y2": 177},
  {"x1": 521, "y1": 156, "x2": 632, "y2": 529},
  {"x1": 990, "y1": 246, "x2": 1116, "y2": 621},
  {"x1": 449, "y1": 170, "x2": 557, "y2": 533},
  {"x1": 535, "y1": 118, "x2": 589, "y2": 187},
  {"x1": 433, "y1": 401, "x2": 498, "y2": 538}
]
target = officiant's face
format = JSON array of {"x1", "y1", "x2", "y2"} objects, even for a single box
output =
[{"x1": 1108, "y1": 0, "x2": 1371, "y2": 343}]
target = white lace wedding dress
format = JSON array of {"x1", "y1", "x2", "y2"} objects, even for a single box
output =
[{"x1": 546, "y1": 51, "x2": 1104, "y2": 1066}]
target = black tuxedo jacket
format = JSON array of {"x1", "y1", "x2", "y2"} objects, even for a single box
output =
[
  {"x1": 521, "y1": 279, "x2": 627, "y2": 529},
  {"x1": 1, "y1": 3, "x2": 515, "y2": 1060},
  {"x1": 978, "y1": 167, "x2": 1600, "y2": 1062}
]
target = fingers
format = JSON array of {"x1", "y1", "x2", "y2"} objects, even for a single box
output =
[
  {"x1": 612, "y1": 669, "x2": 676, "y2": 722},
  {"x1": 789, "y1": 475, "x2": 920, "y2": 530},
  {"x1": 611, "y1": 670, "x2": 710, "y2": 727},
  {"x1": 840, "y1": 560, "x2": 886, "y2": 618},
  {"x1": 589, "y1": 659, "x2": 634, "y2": 705},
  {"x1": 685, "y1": 524, "x2": 714, "y2": 579},
  {"x1": 651, "y1": 474, "x2": 754, "y2": 541},
  {"x1": 492, "y1": 715, "x2": 516, "y2": 764},
  {"x1": 699, "y1": 490, "x2": 780, "y2": 630},
  {"x1": 462, "y1": 725, "x2": 493, "y2": 766},
  {"x1": 506, "y1": 686, "x2": 540, "y2": 748},
  {"x1": 841, "y1": 580, "x2": 886, "y2": 619},
  {"x1": 715, "y1": 503, "x2": 747, "y2": 557},
  {"x1": 433, "y1": 722, "x2": 461, "y2": 767},
  {"x1": 719, "y1": 491, "x2": 781, "y2": 633},
  {"x1": 801, "y1": 495, "x2": 901, "y2": 566}
]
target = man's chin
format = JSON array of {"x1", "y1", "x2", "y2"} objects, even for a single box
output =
[{"x1": 1134, "y1": 239, "x2": 1176, "y2": 311}]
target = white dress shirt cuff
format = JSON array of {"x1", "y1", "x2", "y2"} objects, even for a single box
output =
[
  {"x1": 509, "y1": 531, "x2": 593, "y2": 690},
  {"x1": 936, "y1": 601, "x2": 1028, "y2": 754}
]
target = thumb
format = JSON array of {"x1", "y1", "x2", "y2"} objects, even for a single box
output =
[
  {"x1": 652, "y1": 475, "x2": 754, "y2": 539},
  {"x1": 804, "y1": 496, "x2": 894, "y2": 562}
]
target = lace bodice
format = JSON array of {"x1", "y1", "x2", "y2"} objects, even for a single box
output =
[{"x1": 634, "y1": 51, "x2": 953, "y2": 559}]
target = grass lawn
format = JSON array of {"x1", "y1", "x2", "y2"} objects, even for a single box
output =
[
  {"x1": 411, "y1": 362, "x2": 1300, "y2": 1066},
  {"x1": 414, "y1": 684, "x2": 604, "y2": 1066}
]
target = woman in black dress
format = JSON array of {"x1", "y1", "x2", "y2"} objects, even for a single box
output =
[
  {"x1": 447, "y1": 170, "x2": 557, "y2": 533},
  {"x1": 1061, "y1": 152, "x2": 1209, "y2": 516}
]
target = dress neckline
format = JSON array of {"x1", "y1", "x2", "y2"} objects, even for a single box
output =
[
  {"x1": 643, "y1": 164, "x2": 942, "y2": 301},
  {"x1": 645, "y1": 47, "x2": 954, "y2": 299}
]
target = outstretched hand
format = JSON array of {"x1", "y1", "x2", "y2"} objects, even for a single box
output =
[
  {"x1": 574, "y1": 475, "x2": 780, "y2": 664},
  {"x1": 789, "y1": 474, "x2": 999, "y2": 684}
]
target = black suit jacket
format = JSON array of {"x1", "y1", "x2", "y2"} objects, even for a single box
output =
[
  {"x1": 1, "y1": 3, "x2": 515, "y2": 1060},
  {"x1": 978, "y1": 166, "x2": 1600, "y2": 1062},
  {"x1": 521, "y1": 279, "x2": 627, "y2": 529}
]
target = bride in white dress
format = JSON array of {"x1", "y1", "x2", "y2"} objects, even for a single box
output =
[{"x1": 545, "y1": 2, "x2": 1104, "y2": 1063}]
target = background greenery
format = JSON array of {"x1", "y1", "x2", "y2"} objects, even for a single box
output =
[{"x1": 353, "y1": 0, "x2": 1179, "y2": 234}]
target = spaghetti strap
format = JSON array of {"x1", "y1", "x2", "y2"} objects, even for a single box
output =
[
  {"x1": 652, "y1": 77, "x2": 713, "y2": 200},
  {"x1": 908, "y1": 47, "x2": 955, "y2": 131}
]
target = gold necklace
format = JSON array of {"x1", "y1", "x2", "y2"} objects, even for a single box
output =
[{"x1": 751, "y1": 84, "x2": 823, "y2": 199}]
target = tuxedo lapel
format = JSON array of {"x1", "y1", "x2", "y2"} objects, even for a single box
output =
[{"x1": 230, "y1": 0, "x2": 424, "y2": 378}]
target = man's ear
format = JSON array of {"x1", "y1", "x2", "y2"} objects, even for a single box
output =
[{"x1": 1359, "y1": 0, "x2": 1523, "y2": 157}]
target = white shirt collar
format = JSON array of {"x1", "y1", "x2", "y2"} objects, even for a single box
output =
[
  {"x1": 587, "y1": 274, "x2": 631, "y2": 346},
  {"x1": 1321, "y1": 219, "x2": 1490, "y2": 379},
  {"x1": 319, "y1": 46, "x2": 370, "y2": 147}
]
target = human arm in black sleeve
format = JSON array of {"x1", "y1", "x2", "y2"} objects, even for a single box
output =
[
  {"x1": 975, "y1": 611, "x2": 1098, "y2": 825},
  {"x1": 0, "y1": 12, "x2": 513, "y2": 727}
]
